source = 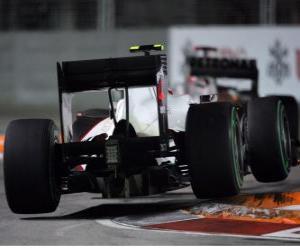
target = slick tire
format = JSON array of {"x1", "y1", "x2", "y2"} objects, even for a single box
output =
[
  {"x1": 186, "y1": 102, "x2": 244, "y2": 198},
  {"x1": 268, "y1": 95, "x2": 299, "y2": 166},
  {"x1": 4, "y1": 119, "x2": 61, "y2": 214},
  {"x1": 247, "y1": 97, "x2": 291, "y2": 182}
]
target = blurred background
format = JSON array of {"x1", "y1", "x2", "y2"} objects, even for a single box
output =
[{"x1": 0, "y1": 0, "x2": 300, "y2": 132}]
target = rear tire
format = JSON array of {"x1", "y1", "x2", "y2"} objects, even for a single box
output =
[
  {"x1": 186, "y1": 102, "x2": 244, "y2": 198},
  {"x1": 4, "y1": 119, "x2": 61, "y2": 214},
  {"x1": 268, "y1": 95, "x2": 299, "y2": 166},
  {"x1": 247, "y1": 97, "x2": 291, "y2": 182}
]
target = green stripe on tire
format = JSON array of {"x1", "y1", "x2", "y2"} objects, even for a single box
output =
[
  {"x1": 230, "y1": 107, "x2": 243, "y2": 188},
  {"x1": 277, "y1": 100, "x2": 290, "y2": 174}
]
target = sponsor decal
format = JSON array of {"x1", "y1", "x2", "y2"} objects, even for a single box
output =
[
  {"x1": 190, "y1": 57, "x2": 256, "y2": 71},
  {"x1": 267, "y1": 39, "x2": 290, "y2": 85}
]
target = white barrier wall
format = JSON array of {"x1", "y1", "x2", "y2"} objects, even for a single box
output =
[{"x1": 168, "y1": 26, "x2": 300, "y2": 101}]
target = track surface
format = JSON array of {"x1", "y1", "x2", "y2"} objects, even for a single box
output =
[{"x1": 0, "y1": 158, "x2": 300, "y2": 245}]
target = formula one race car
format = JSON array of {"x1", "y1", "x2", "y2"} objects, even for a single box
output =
[
  {"x1": 3, "y1": 44, "x2": 298, "y2": 214},
  {"x1": 182, "y1": 44, "x2": 300, "y2": 167}
]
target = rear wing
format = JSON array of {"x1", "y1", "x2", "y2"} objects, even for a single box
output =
[
  {"x1": 57, "y1": 55, "x2": 165, "y2": 93},
  {"x1": 187, "y1": 57, "x2": 259, "y2": 96},
  {"x1": 56, "y1": 53, "x2": 168, "y2": 145}
]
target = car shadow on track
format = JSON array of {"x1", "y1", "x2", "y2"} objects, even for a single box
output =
[
  {"x1": 21, "y1": 199, "x2": 200, "y2": 221},
  {"x1": 89, "y1": 192, "x2": 195, "y2": 199}
]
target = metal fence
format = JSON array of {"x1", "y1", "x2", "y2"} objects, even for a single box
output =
[{"x1": 0, "y1": 0, "x2": 300, "y2": 31}]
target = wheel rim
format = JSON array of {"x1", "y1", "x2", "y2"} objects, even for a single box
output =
[
  {"x1": 277, "y1": 101, "x2": 290, "y2": 174},
  {"x1": 230, "y1": 108, "x2": 243, "y2": 188}
]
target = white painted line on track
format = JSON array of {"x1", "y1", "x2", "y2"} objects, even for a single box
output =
[
  {"x1": 263, "y1": 227, "x2": 300, "y2": 239},
  {"x1": 95, "y1": 218, "x2": 300, "y2": 243},
  {"x1": 55, "y1": 222, "x2": 89, "y2": 237},
  {"x1": 96, "y1": 219, "x2": 140, "y2": 231},
  {"x1": 114, "y1": 211, "x2": 198, "y2": 227}
]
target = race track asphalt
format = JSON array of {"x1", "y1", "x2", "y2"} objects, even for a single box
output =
[{"x1": 0, "y1": 158, "x2": 300, "y2": 245}]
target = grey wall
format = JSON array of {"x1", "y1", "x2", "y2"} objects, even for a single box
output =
[{"x1": 0, "y1": 29, "x2": 167, "y2": 117}]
